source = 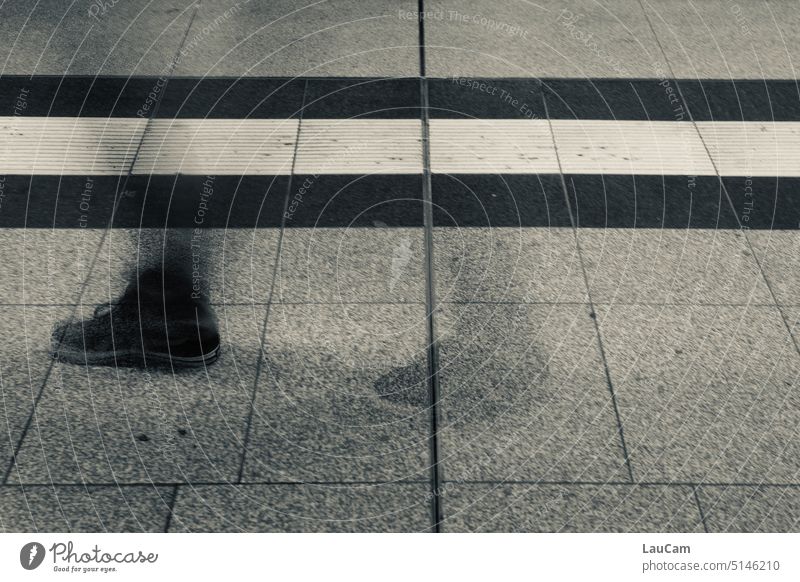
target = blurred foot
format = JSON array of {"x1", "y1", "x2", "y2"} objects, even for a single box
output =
[{"x1": 51, "y1": 270, "x2": 220, "y2": 368}]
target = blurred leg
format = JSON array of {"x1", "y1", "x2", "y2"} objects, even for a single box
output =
[{"x1": 51, "y1": 226, "x2": 221, "y2": 368}]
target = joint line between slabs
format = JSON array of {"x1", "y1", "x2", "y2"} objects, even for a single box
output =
[
  {"x1": 235, "y1": 79, "x2": 309, "y2": 484},
  {"x1": 418, "y1": 0, "x2": 444, "y2": 533},
  {"x1": 543, "y1": 93, "x2": 635, "y2": 484}
]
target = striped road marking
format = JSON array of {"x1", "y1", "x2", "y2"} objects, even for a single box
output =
[{"x1": 2, "y1": 117, "x2": 800, "y2": 176}]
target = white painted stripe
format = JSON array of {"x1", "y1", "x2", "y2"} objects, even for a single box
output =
[
  {"x1": 294, "y1": 119, "x2": 422, "y2": 174},
  {"x1": 696, "y1": 121, "x2": 800, "y2": 177},
  {"x1": 550, "y1": 120, "x2": 716, "y2": 175},
  {"x1": 430, "y1": 119, "x2": 559, "y2": 174},
  {"x1": 132, "y1": 119, "x2": 298, "y2": 175},
  {"x1": 3, "y1": 117, "x2": 800, "y2": 176},
  {"x1": 0, "y1": 117, "x2": 145, "y2": 175}
]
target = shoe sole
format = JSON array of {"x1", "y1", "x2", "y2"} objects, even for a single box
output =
[{"x1": 51, "y1": 343, "x2": 220, "y2": 368}]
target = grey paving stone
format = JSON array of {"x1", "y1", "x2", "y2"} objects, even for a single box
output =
[
  {"x1": 643, "y1": 0, "x2": 800, "y2": 79},
  {"x1": 243, "y1": 362, "x2": 430, "y2": 483},
  {"x1": 436, "y1": 303, "x2": 628, "y2": 481},
  {"x1": 171, "y1": 0, "x2": 420, "y2": 77},
  {"x1": 275, "y1": 228, "x2": 425, "y2": 304},
  {"x1": 782, "y1": 308, "x2": 800, "y2": 347},
  {"x1": 83, "y1": 228, "x2": 281, "y2": 305},
  {"x1": 699, "y1": 485, "x2": 800, "y2": 533},
  {"x1": 170, "y1": 482, "x2": 431, "y2": 532},
  {"x1": 425, "y1": 0, "x2": 663, "y2": 77},
  {"x1": 0, "y1": 485, "x2": 173, "y2": 532},
  {"x1": 0, "y1": 306, "x2": 74, "y2": 478},
  {"x1": 581, "y1": 229, "x2": 773, "y2": 305},
  {"x1": 0, "y1": 229, "x2": 104, "y2": 305},
  {"x1": 263, "y1": 303, "x2": 429, "y2": 372},
  {"x1": 11, "y1": 305, "x2": 265, "y2": 484},
  {"x1": 0, "y1": 0, "x2": 195, "y2": 75},
  {"x1": 748, "y1": 231, "x2": 800, "y2": 306},
  {"x1": 597, "y1": 304, "x2": 800, "y2": 483},
  {"x1": 434, "y1": 227, "x2": 587, "y2": 303},
  {"x1": 441, "y1": 483, "x2": 704, "y2": 532},
  {"x1": 250, "y1": 302, "x2": 431, "y2": 481}
]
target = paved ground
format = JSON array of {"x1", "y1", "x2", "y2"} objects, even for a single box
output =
[{"x1": 1, "y1": 0, "x2": 800, "y2": 532}]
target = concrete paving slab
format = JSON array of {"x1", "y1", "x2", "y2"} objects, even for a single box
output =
[
  {"x1": 643, "y1": 0, "x2": 800, "y2": 79},
  {"x1": 274, "y1": 227, "x2": 425, "y2": 304},
  {"x1": 252, "y1": 302, "x2": 430, "y2": 481},
  {"x1": 748, "y1": 231, "x2": 800, "y2": 305},
  {"x1": 11, "y1": 305, "x2": 265, "y2": 484},
  {"x1": 699, "y1": 485, "x2": 800, "y2": 532},
  {"x1": 0, "y1": 0, "x2": 196, "y2": 76},
  {"x1": 425, "y1": 0, "x2": 663, "y2": 78},
  {"x1": 434, "y1": 227, "x2": 587, "y2": 303},
  {"x1": 171, "y1": 0, "x2": 419, "y2": 77},
  {"x1": 782, "y1": 303, "x2": 800, "y2": 335},
  {"x1": 441, "y1": 483, "x2": 704, "y2": 532},
  {"x1": 0, "y1": 485, "x2": 173, "y2": 532},
  {"x1": 0, "y1": 306, "x2": 74, "y2": 479},
  {"x1": 0, "y1": 229, "x2": 104, "y2": 305},
  {"x1": 580, "y1": 229, "x2": 773, "y2": 305},
  {"x1": 436, "y1": 303, "x2": 628, "y2": 481},
  {"x1": 263, "y1": 302, "x2": 429, "y2": 372},
  {"x1": 242, "y1": 363, "x2": 430, "y2": 482},
  {"x1": 170, "y1": 482, "x2": 431, "y2": 532},
  {"x1": 597, "y1": 304, "x2": 800, "y2": 483}
]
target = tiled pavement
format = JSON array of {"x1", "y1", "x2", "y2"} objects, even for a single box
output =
[{"x1": 2, "y1": 0, "x2": 800, "y2": 532}]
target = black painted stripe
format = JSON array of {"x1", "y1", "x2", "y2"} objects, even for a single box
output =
[
  {"x1": 432, "y1": 174, "x2": 800, "y2": 229},
  {"x1": 0, "y1": 173, "x2": 796, "y2": 229},
  {"x1": 0, "y1": 174, "x2": 423, "y2": 228},
  {"x1": 0, "y1": 76, "x2": 420, "y2": 119},
  {"x1": 2, "y1": 76, "x2": 797, "y2": 120},
  {"x1": 432, "y1": 78, "x2": 800, "y2": 121}
]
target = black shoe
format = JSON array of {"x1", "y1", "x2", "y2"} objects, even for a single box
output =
[{"x1": 51, "y1": 272, "x2": 220, "y2": 368}]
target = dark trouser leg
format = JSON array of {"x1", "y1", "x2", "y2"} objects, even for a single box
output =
[{"x1": 51, "y1": 226, "x2": 221, "y2": 367}]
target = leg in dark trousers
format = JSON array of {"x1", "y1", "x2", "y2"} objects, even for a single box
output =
[{"x1": 52, "y1": 226, "x2": 220, "y2": 368}]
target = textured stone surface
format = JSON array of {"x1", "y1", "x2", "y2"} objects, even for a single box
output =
[
  {"x1": 171, "y1": 482, "x2": 432, "y2": 532},
  {"x1": 700, "y1": 485, "x2": 800, "y2": 533},
  {"x1": 598, "y1": 304, "x2": 800, "y2": 483},
  {"x1": 0, "y1": 485, "x2": 174, "y2": 532},
  {"x1": 437, "y1": 303, "x2": 628, "y2": 482},
  {"x1": 442, "y1": 483, "x2": 704, "y2": 532},
  {"x1": 12, "y1": 306, "x2": 264, "y2": 483}
]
